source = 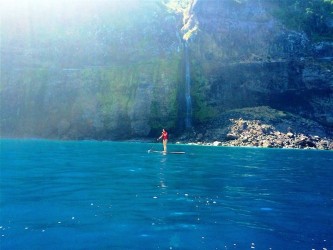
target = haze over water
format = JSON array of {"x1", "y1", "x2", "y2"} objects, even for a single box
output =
[{"x1": 0, "y1": 139, "x2": 332, "y2": 249}]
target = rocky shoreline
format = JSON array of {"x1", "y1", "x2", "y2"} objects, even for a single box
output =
[
  {"x1": 182, "y1": 118, "x2": 333, "y2": 150},
  {"x1": 175, "y1": 107, "x2": 333, "y2": 150}
]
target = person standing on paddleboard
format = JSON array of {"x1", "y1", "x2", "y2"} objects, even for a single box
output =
[{"x1": 158, "y1": 129, "x2": 168, "y2": 152}]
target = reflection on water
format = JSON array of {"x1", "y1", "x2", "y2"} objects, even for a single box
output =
[{"x1": 0, "y1": 140, "x2": 332, "y2": 249}]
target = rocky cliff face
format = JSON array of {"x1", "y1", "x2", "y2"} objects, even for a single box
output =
[
  {"x1": 1, "y1": 0, "x2": 332, "y2": 140},
  {"x1": 1, "y1": 1, "x2": 183, "y2": 139},
  {"x1": 189, "y1": 0, "x2": 333, "y2": 129}
]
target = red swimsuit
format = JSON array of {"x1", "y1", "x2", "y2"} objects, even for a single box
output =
[{"x1": 162, "y1": 131, "x2": 168, "y2": 140}]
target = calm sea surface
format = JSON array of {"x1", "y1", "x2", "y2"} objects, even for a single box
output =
[{"x1": 0, "y1": 139, "x2": 332, "y2": 250}]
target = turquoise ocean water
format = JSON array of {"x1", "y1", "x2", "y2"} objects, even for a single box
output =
[{"x1": 0, "y1": 139, "x2": 332, "y2": 250}]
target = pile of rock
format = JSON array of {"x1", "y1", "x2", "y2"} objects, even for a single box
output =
[
  {"x1": 176, "y1": 107, "x2": 333, "y2": 150},
  {"x1": 220, "y1": 119, "x2": 333, "y2": 150}
]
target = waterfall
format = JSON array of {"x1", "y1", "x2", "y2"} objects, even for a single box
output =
[{"x1": 184, "y1": 42, "x2": 192, "y2": 128}]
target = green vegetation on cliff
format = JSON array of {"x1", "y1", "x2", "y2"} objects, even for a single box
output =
[
  {"x1": 1, "y1": 0, "x2": 332, "y2": 140},
  {"x1": 191, "y1": 62, "x2": 218, "y2": 123},
  {"x1": 1, "y1": 55, "x2": 182, "y2": 139},
  {"x1": 271, "y1": 0, "x2": 333, "y2": 41},
  {"x1": 1, "y1": 0, "x2": 184, "y2": 139}
]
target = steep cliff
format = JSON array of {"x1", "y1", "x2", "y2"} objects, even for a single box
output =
[
  {"x1": 1, "y1": 0, "x2": 332, "y2": 140},
  {"x1": 1, "y1": 1, "x2": 183, "y2": 139},
  {"x1": 188, "y1": 0, "x2": 333, "y2": 129}
]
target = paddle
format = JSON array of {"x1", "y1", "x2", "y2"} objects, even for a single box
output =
[
  {"x1": 148, "y1": 137, "x2": 161, "y2": 153},
  {"x1": 147, "y1": 143, "x2": 156, "y2": 153}
]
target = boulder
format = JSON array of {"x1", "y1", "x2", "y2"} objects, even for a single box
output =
[{"x1": 226, "y1": 133, "x2": 239, "y2": 140}]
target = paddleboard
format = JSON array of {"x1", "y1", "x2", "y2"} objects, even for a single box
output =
[{"x1": 148, "y1": 150, "x2": 185, "y2": 154}]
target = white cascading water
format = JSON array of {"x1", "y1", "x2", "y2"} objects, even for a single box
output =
[{"x1": 184, "y1": 42, "x2": 192, "y2": 128}]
